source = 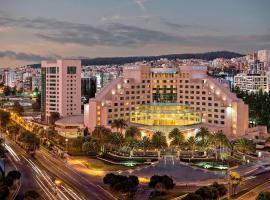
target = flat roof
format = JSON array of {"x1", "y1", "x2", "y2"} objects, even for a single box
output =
[{"x1": 55, "y1": 115, "x2": 84, "y2": 126}]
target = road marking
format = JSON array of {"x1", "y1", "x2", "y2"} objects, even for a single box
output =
[{"x1": 97, "y1": 185, "x2": 118, "y2": 200}]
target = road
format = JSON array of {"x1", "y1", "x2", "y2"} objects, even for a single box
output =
[
  {"x1": 237, "y1": 180, "x2": 270, "y2": 200},
  {"x1": 5, "y1": 139, "x2": 115, "y2": 200}
]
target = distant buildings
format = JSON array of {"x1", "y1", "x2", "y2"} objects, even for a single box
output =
[
  {"x1": 41, "y1": 60, "x2": 82, "y2": 122},
  {"x1": 234, "y1": 74, "x2": 269, "y2": 93}
]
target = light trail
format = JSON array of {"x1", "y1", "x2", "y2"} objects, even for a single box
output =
[{"x1": 5, "y1": 144, "x2": 20, "y2": 161}]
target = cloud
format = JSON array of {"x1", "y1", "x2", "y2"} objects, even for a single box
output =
[
  {"x1": 0, "y1": 51, "x2": 60, "y2": 61},
  {"x1": 1, "y1": 14, "x2": 269, "y2": 52}
]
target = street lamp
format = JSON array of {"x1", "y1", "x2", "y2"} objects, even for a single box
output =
[
  {"x1": 65, "y1": 138, "x2": 68, "y2": 153},
  {"x1": 54, "y1": 179, "x2": 62, "y2": 195}
]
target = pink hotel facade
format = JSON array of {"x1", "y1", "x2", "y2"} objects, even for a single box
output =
[
  {"x1": 84, "y1": 64, "x2": 250, "y2": 137},
  {"x1": 41, "y1": 60, "x2": 81, "y2": 121}
]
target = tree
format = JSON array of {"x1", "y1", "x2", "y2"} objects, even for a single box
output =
[
  {"x1": 3, "y1": 86, "x2": 11, "y2": 96},
  {"x1": 125, "y1": 126, "x2": 141, "y2": 139},
  {"x1": 229, "y1": 171, "x2": 241, "y2": 195},
  {"x1": 83, "y1": 128, "x2": 89, "y2": 136},
  {"x1": 195, "y1": 186, "x2": 219, "y2": 200},
  {"x1": 151, "y1": 131, "x2": 167, "y2": 159},
  {"x1": 20, "y1": 132, "x2": 40, "y2": 155},
  {"x1": 125, "y1": 137, "x2": 138, "y2": 157},
  {"x1": 0, "y1": 110, "x2": 10, "y2": 132},
  {"x1": 195, "y1": 127, "x2": 210, "y2": 144},
  {"x1": 111, "y1": 119, "x2": 127, "y2": 133},
  {"x1": 49, "y1": 112, "x2": 60, "y2": 125},
  {"x1": 24, "y1": 190, "x2": 41, "y2": 200},
  {"x1": 7, "y1": 123, "x2": 20, "y2": 141},
  {"x1": 92, "y1": 126, "x2": 111, "y2": 152},
  {"x1": 0, "y1": 185, "x2": 9, "y2": 200},
  {"x1": 32, "y1": 102, "x2": 40, "y2": 112},
  {"x1": 139, "y1": 136, "x2": 151, "y2": 155},
  {"x1": 82, "y1": 141, "x2": 96, "y2": 154},
  {"x1": 13, "y1": 101, "x2": 24, "y2": 115},
  {"x1": 234, "y1": 138, "x2": 256, "y2": 156},
  {"x1": 6, "y1": 170, "x2": 21, "y2": 180},
  {"x1": 103, "y1": 173, "x2": 139, "y2": 196},
  {"x1": 183, "y1": 193, "x2": 203, "y2": 200},
  {"x1": 148, "y1": 175, "x2": 175, "y2": 191},
  {"x1": 108, "y1": 132, "x2": 125, "y2": 151},
  {"x1": 256, "y1": 192, "x2": 270, "y2": 200},
  {"x1": 186, "y1": 136, "x2": 197, "y2": 158},
  {"x1": 169, "y1": 128, "x2": 185, "y2": 158}
]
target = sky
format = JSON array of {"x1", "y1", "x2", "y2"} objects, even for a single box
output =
[{"x1": 0, "y1": 0, "x2": 270, "y2": 67}]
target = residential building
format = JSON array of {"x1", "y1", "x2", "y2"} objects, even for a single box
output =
[
  {"x1": 234, "y1": 74, "x2": 269, "y2": 93},
  {"x1": 41, "y1": 60, "x2": 81, "y2": 122}
]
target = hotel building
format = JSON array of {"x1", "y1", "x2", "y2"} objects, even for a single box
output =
[
  {"x1": 84, "y1": 64, "x2": 249, "y2": 137},
  {"x1": 41, "y1": 60, "x2": 81, "y2": 122}
]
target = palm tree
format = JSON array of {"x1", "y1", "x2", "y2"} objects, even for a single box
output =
[
  {"x1": 169, "y1": 128, "x2": 185, "y2": 158},
  {"x1": 125, "y1": 126, "x2": 141, "y2": 139},
  {"x1": 234, "y1": 138, "x2": 255, "y2": 160},
  {"x1": 151, "y1": 131, "x2": 167, "y2": 159},
  {"x1": 0, "y1": 138, "x2": 7, "y2": 183},
  {"x1": 125, "y1": 137, "x2": 138, "y2": 157},
  {"x1": 49, "y1": 112, "x2": 60, "y2": 126},
  {"x1": 107, "y1": 132, "x2": 125, "y2": 152},
  {"x1": 140, "y1": 136, "x2": 151, "y2": 156},
  {"x1": 82, "y1": 139, "x2": 98, "y2": 154},
  {"x1": 186, "y1": 136, "x2": 197, "y2": 158},
  {"x1": 212, "y1": 130, "x2": 231, "y2": 160},
  {"x1": 21, "y1": 132, "x2": 40, "y2": 156},
  {"x1": 0, "y1": 110, "x2": 10, "y2": 137},
  {"x1": 111, "y1": 119, "x2": 127, "y2": 134},
  {"x1": 7, "y1": 123, "x2": 20, "y2": 141},
  {"x1": 92, "y1": 126, "x2": 112, "y2": 153},
  {"x1": 195, "y1": 127, "x2": 210, "y2": 144}
]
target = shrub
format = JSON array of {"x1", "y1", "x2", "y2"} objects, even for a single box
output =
[
  {"x1": 148, "y1": 175, "x2": 175, "y2": 190},
  {"x1": 103, "y1": 173, "x2": 139, "y2": 193},
  {"x1": 183, "y1": 193, "x2": 203, "y2": 200},
  {"x1": 24, "y1": 190, "x2": 40, "y2": 199},
  {"x1": 256, "y1": 192, "x2": 270, "y2": 200},
  {"x1": 149, "y1": 191, "x2": 167, "y2": 200}
]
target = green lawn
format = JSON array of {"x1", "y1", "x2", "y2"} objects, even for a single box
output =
[{"x1": 73, "y1": 156, "x2": 136, "y2": 171}]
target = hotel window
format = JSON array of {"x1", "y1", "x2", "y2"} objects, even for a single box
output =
[
  {"x1": 214, "y1": 120, "x2": 218, "y2": 124},
  {"x1": 221, "y1": 121, "x2": 225, "y2": 124},
  {"x1": 214, "y1": 109, "x2": 218, "y2": 112},
  {"x1": 208, "y1": 103, "x2": 212, "y2": 106},
  {"x1": 67, "y1": 66, "x2": 77, "y2": 74},
  {"x1": 221, "y1": 109, "x2": 225, "y2": 113}
]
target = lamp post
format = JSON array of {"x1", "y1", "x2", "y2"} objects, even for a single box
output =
[
  {"x1": 54, "y1": 179, "x2": 62, "y2": 196},
  {"x1": 65, "y1": 138, "x2": 68, "y2": 153}
]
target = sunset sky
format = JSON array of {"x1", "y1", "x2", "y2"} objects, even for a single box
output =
[{"x1": 0, "y1": 0, "x2": 270, "y2": 67}]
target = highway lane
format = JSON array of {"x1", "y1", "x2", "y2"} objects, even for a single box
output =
[
  {"x1": 6, "y1": 139, "x2": 114, "y2": 200},
  {"x1": 5, "y1": 140, "x2": 109, "y2": 200},
  {"x1": 35, "y1": 147, "x2": 115, "y2": 200},
  {"x1": 237, "y1": 180, "x2": 270, "y2": 200}
]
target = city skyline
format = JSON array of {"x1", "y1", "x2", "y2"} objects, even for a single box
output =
[{"x1": 0, "y1": 0, "x2": 270, "y2": 67}]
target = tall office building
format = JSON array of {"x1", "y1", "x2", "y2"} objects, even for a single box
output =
[
  {"x1": 84, "y1": 64, "x2": 250, "y2": 137},
  {"x1": 41, "y1": 60, "x2": 81, "y2": 122}
]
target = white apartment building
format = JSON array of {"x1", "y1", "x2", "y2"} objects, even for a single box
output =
[{"x1": 234, "y1": 74, "x2": 269, "y2": 93}]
